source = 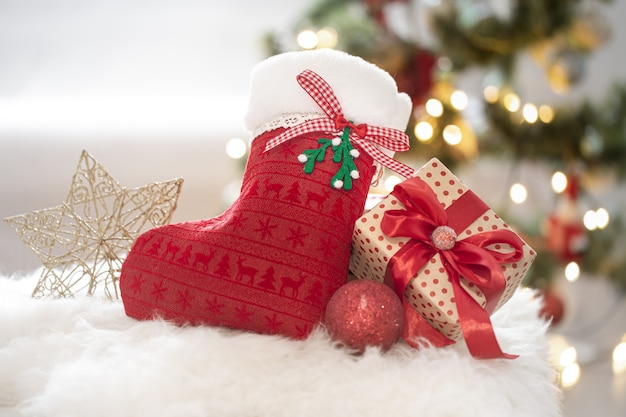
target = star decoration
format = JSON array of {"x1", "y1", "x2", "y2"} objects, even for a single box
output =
[{"x1": 4, "y1": 150, "x2": 183, "y2": 299}]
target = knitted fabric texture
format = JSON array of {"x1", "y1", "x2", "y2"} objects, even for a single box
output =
[{"x1": 119, "y1": 129, "x2": 376, "y2": 338}]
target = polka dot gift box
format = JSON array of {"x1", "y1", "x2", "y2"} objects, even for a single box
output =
[{"x1": 349, "y1": 158, "x2": 536, "y2": 359}]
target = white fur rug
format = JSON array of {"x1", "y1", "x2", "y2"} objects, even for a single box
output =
[{"x1": 0, "y1": 272, "x2": 561, "y2": 417}]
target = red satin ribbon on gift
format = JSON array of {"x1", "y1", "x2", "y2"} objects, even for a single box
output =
[
  {"x1": 264, "y1": 69, "x2": 415, "y2": 179},
  {"x1": 381, "y1": 176, "x2": 524, "y2": 359}
]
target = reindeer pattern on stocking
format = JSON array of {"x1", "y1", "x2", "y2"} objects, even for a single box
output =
[{"x1": 120, "y1": 129, "x2": 377, "y2": 338}]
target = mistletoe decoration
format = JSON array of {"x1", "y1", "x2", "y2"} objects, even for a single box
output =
[
  {"x1": 264, "y1": 69, "x2": 412, "y2": 192},
  {"x1": 298, "y1": 125, "x2": 360, "y2": 190}
]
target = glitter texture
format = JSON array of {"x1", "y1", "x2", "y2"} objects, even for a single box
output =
[
  {"x1": 324, "y1": 279, "x2": 404, "y2": 353},
  {"x1": 431, "y1": 225, "x2": 457, "y2": 250}
]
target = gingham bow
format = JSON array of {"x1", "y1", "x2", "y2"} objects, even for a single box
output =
[{"x1": 264, "y1": 69, "x2": 415, "y2": 179}]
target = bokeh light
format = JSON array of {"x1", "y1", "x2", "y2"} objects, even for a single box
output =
[
  {"x1": 551, "y1": 171, "x2": 568, "y2": 193},
  {"x1": 509, "y1": 183, "x2": 527, "y2": 204},
  {"x1": 225, "y1": 137, "x2": 247, "y2": 159},
  {"x1": 442, "y1": 124, "x2": 462, "y2": 145}
]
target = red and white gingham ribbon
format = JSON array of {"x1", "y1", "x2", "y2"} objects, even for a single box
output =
[{"x1": 264, "y1": 69, "x2": 415, "y2": 179}]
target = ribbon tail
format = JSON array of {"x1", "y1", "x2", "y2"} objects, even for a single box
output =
[
  {"x1": 297, "y1": 70, "x2": 343, "y2": 118},
  {"x1": 352, "y1": 137, "x2": 415, "y2": 178},
  {"x1": 402, "y1": 300, "x2": 455, "y2": 349},
  {"x1": 451, "y1": 275, "x2": 518, "y2": 359}
]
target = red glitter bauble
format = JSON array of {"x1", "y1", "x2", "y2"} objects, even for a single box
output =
[
  {"x1": 324, "y1": 279, "x2": 404, "y2": 353},
  {"x1": 539, "y1": 289, "x2": 566, "y2": 326}
]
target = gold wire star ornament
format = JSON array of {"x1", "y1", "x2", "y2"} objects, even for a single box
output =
[{"x1": 4, "y1": 150, "x2": 183, "y2": 299}]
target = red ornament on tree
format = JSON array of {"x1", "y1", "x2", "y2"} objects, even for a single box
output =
[
  {"x1": 545, "y1": 173, "x2": 588, "y2": 262},
  {"x1": 394, "y1": 49, "x2": 437, "y2": 107},
  {"x1": 324, "y1": 279, "x2": 404, "y2": 353},
  {"x1": 539, "y1": 288, "x2": 565, "y2": 326}
]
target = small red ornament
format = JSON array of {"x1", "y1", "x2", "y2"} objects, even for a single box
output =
[
  {"x1": 324, "y1": 279, "x2": 404, "y2": 353},
  {"x1": 545, "y1": 214, "x2": 587, "y2": 262},
  {"x1": 539, "y1": 289, "x2": 565, "y2": 326},
  {"x1": 545, "y1": 172, "x2": 588, "y2": 262}
]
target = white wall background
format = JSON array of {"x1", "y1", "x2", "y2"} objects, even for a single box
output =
[
  {"x1": 0, "y1": 0, "x2": 309, "y2": 273},
  {"x1": 0, "y1": 0, "x2": 308, "y2": 136}
]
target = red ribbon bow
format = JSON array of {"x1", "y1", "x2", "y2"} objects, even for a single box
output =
[
  {"x1": 381, "y1": 176, "x2": 524, "y2": 359},
  {"x1": 335, "y1": 115, "x2": 367, "y2": 138},
  {"x1": 264, "y1": 69, "x2": 415, "y2": 179}
]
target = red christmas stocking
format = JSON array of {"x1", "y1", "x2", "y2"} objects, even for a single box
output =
[{"x1": 119, "y1": 49, "x2": 412, "y2": 338}]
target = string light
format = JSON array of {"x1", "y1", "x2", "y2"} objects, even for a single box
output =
[
  {"x1": 561, "y1": 362, "x2": 581, "y2": 389},
  {"x1": 414, "y1": 121, "x2": 434, "y2": 142},
  {"x1": 450, "y1": 90, "x2": 468, "y2": 110},
  {"x1": 539, "y1": 105, "x2": 555, "y2": 123},
  {"x1": 548, "y1": 335, "x2": 581, "y2": 389},
  {"x1": 583, "y1": 210, "x2": 598, "y2": 230},
  {"x1": 225, "y1": 138, "x2": 247, "y2": 159},
  {"x1": 595, "y1": 208, "x2": 609, "y2": 229},
  {"x1": 503, "y1": 93, "x2": 521, "y2": 112},
  {"x1": 560, "y1": 346, "x2": 581, "y2": 388},
  {"x1": 384, "y1": 175, "x2": 402, "y2": 192},
  {"x1": 560, "y1": 346, "x2": 578, "y2": 367},
  {"x1": 613, "y1": 336, "x2": 626, "y2": 375},
  {"x1": 425, "y1": 99, "x2": 444, "y2": 117},
  {"x1": 437, "y1": 56, "x2": 452, "y2": 71},
  {"x1": 551, "y1": 171, "x2": 568, "y2": 193},
  {"x1": 583, "y1": 208, "x2": 610, "y2": 230},
  {"x1": 522, "y1": 103, "x2": 538, "y2": 123},
  {"x1": 565, "y1": 261, "x2": 580, "y2": 282},
  {"x1": 509, "y1": 183, "x2": 527, "y2": 204},
  {"x1": 316, "y1": 27, "x2": 338, "y2": 48},
  {"x1": 442, "y1": 124, "x2": 462, "y2": 145},
  {"x1": 297, "y1": 30, "x2": 318, "y2": 49},
  {"x1": 483, "y1": 85, "x2": 499, "y2": 103}
]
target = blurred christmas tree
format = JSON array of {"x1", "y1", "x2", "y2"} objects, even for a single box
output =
[{"x1": 263, "y1": 0, "x2": 626, "y2": 296}]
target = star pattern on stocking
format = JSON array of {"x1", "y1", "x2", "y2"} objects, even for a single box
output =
[
  {"x1": 254, "y1": 218, "x2": 277, "y2": 240},
  {"x1": 264, "y1": 314, "x2": 284, "y2": 333},
  {"x1": 229, "y1": 212, "x2": 247, "y2": 232},
  {"x1": 4, "y1": 150, "x2": 183, "y2": 299},
  {"x1": 150, "y1": 280, "x2": 168, "y2": 302},
  {"x1": 234, "y1": 304, "x2": 254, "y2": 324},
  {"x1": 318, "y1": 236, "x2": 339, "y2": 258},
  {"x1": 278, "y1": 142, "x2": 300, "y2": 159},
  {"x1": 295, "y1": 324, "x2": 311, "y2": 339},
  {"x1": 285, "y1": 225, "x2": 309, "y2": 247},
  {"x1": 175, "y1": 288, "x2": 195, "y2": 311},
  {"x1": 129, "y1": 273, "x2": 145, "y2": 296},
  {"x1": 204, "y1": 296, "x2": 225, "y2": 317}
]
